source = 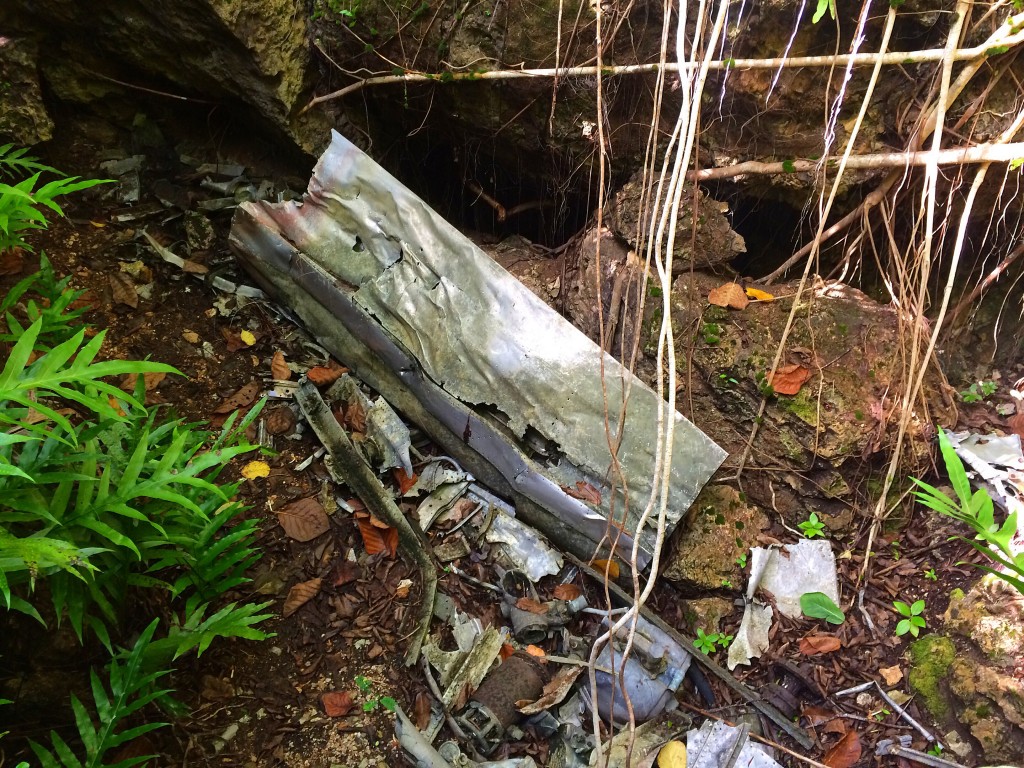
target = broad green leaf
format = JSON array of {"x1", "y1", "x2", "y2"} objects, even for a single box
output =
[{"x1": 800, "y1": 591, "x2": 845, "y2": 624}]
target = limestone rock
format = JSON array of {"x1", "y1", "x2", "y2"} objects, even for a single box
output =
[
  {"x1": 609, "y1": 172, "x2": 746, "y2": 272},
  {"x1": 2, "y1": 0, "x2": 329, "y2": 152},
  {"x1": 661, "y1": 484, "x2": 767, "y2": 590},
  {"x1": 0, "y1": 37, "x2": 54, "y2": 145}
]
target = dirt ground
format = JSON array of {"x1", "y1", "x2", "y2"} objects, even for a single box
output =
[{"x1": 0, "y1": 116, "x2": 1003, "y2": 768}]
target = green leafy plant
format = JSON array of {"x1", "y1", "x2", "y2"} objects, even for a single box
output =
[
  {"x1": 800, "y1": 591, "x2": 845, "y2": 624},
  {"x1": 29, "y1": 620, "x2": 171, "y2": 768},
  {"x1": 701, "y1": 322, "x2": 721, "y2": 345},
  {"x1": 693, "y1": 628, "x2": 731, "y2": 654},
  {"x1": 798, "y1": 512, "x2": 826, "y2": 538},
  {"x1": 893, "y1": 599, "x2": 926, "y2": 637},
  {"x1": 960, "y1": 380, "x2": 997, "y2": 403},
  {"x1": 354, "y1": 675, "x2": 396, "y2": 713},
  {"x1": 911, "y1": 429, "x2": 1024, "y2": 596},
  {"x1": 0, "y1": 144, "x2": 110, "y2": 253},
  {"x1": 735, "y1": 553, "x2": 747, "y2": 568},
  {"x1": 924, "y1": 567, "x2": 938, "y2": 581},
  {"x1": 812, "y1": 0, "x2": 836, "y2": 23}
]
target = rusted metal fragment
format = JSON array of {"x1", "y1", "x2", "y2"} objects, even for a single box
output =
[{"x1": 230, "y1": 130, "x2": 725, "y2": 567}]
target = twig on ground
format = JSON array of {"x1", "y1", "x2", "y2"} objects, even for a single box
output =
[
  {"x1": 835, "y1": 680, "x2": 936, "y2": 743},
  {"x1": 295, "y1": 379, "x2": 437, "y2": 666}
]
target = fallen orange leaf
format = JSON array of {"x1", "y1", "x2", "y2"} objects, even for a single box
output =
[
  {"x1": 592, "y1": 559, "x2": 620, "y2": 579},
  {"x1": 799, "y1": 634, "x2": 842, "y2": 655},
  {"x1": 271, "y1": 350, "x2": 290, "y2": 380},
  {"x1": 745, "y1": 287, "x2": 774, "y2": 302},
  {"x1": 708, "y1": 282, "x2": 749, "y2": 310},
  {"x1": 561, "y1": 481, "x2": 602, "y2": 505},
  {"x1": 516, "y1": 597, "x2": 549, "y2": 615},
  {"x1": 307, "y1": 360, "x2": 349, "y2": 387},
  {"x1": 499, "y1": 643, "x2": 517, "y2": 660},
  {"x1": 525, "y1": 645, "x2": 547, "y2": 659},
  {"x1": 553, "y1": 584, "x2": 582, "y2": 601},
  {"x1": 393, "y1": 468, "x2": 419, "y2": 495},
  {"x1": 321, "y1": 690, "x2": 355, "y2": 717},
  {"x1": 823, "y1": 730, "x2": 861, "y2": 768},
  {"x1": 768, "y1": 363, "x2": 812, "y2": 396},
  {"x1": 355, "y1": 516, "x2": 398, "y2": 558}
]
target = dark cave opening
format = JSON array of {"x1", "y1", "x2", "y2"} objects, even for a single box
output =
[{"x1": 725, "y1": 193, "x2": 810, "y2": 278}]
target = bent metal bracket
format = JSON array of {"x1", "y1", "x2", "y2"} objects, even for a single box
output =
[{"x1": 229, "y1": 130, "x2": 725, "y2": 570}]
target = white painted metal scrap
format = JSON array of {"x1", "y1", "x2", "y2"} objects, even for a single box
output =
[{"x1": 229, "y1": 130, "x2": 725, "y2": 568}]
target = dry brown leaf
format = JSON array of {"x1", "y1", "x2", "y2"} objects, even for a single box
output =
[
  {"x1": 221, "y1": 327, "x2": 248, "y2": 353},
  {"x1": 214, "y1": 381, "x2": 260, "y2": 415},
  {"x1": 181, "y1": 258, "x2": 209, "y2": 274},
  {"x1": 345, "y1": 400, "x2": 366, "y2": 433},
  {"x1": 516, "y1": 597, "x2": 549, "y2": 615},
  {"x1": 801, "y1": 705, "x2": 837, "y2": 727},
  {"x1": 769, "y1": 363, "x2": 812, "y2": 396},
  {"x1": 823, "y1": 730, "x2": 861, "y2": 768},
  {"x1": 879, "y1": 665, "x2": 903, "y2": 686},
  {"x1": 561, "y1": 481, "x2": 602, "y2": 505},
  {"x1": 413, "y1": 692, "x2": 433, "y2": 730},
  {"x1": 395, "y1": 578, "x2": 413, "y2": 598},
  {"x1": 553, "y1": 584, "x2": 583, "y2": 601},
  {"x1": 0, "y1": 249, "x2": 25, "y2": 276},
  {"x1": 320, "y1": 690, "x2": 354, "y2": 717},
  {"x1": 283, "y1": 577, "x2": 322, "y2": 617},
  {"x1": 822, "y1": 718, "x2": 848, "y2": 735},
  {"x1": 264, "y1": 406, "x2": 297, "y2": 435},
  {"x1": 355, "y1": 515, "x2": 398, "y2": 558},
  {"x1": 708, "y1": 282, "x2": 749, "y2": 310},
  {"x1": 110, "y1": 272, "x2": 139, "y2": 309},
  {"x1": 799, "y1": 635, "x2": 842, "y2": 655},
  {"x1": 119, "y1": 371, "x2": 167, "y2": 394},
  {"x1": 1009, "y1": 411, "x2": 1024, "y2": 441},
  {"x1": 592, "y1": 559, "x2": 620, "y2": 579},
  {"x1": 332, "y1": 560, "x2": 362, "y2": 587},
  {"x1": 307, "y1": 360, "x2": 348, "y2": 387},
  {"x1": 517, "y1": 666, "x2": 584, "y2": 714},
  {"x1": 200, "y1": 675, "x2": 234, "y2": 701},
  {"x1": 393, "y1": 468, "x2": 419, "y2": 495},
  {"x1": 276, "y1": 497, "x2": 330, "y2": 542},
  {"x1": 271, "y1": 350, "x2": 290, "y2": 380},
  {"x1": 499, "y1": 643, "x2": 516, "y2": 661}
]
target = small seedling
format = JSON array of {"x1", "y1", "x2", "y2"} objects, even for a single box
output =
[
  {"x1": 354, "y1": 675, "x2": 396, "y2": 713},
  {"x1": 960, "y1": 380, "x2": 997, "y2": 403},
  {"x1": 927, "y1": 744, "x2": 944, "y2": 757},
  {"x1": 872, "y1": 707, "x2": 891, "y2": 721},
  {"x1": 735, "y1": 553, "x2": 747, "y2": 568},
  {"x1": 894, "y1": 599, "x2": 927, "y2": 637},
  {"x1": 718, "y1": 373, "x2": 739, "y2": 387},
  {"x1": 694, "y1": 629, "x2": 719, "y2": 654},
  {"x1": 720, "y1": 577, "x2": 733, "y2": 588},
  {"x1": 798, "y1": 512, "x2": 826, "y2": 538},
  {"x1": 924, "y1": 567, "x2": 937, "y2": 581}
]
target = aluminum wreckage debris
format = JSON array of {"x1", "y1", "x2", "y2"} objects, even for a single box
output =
[{"x1": 229, "y1": 130, "x2": 725, "y2": 567}]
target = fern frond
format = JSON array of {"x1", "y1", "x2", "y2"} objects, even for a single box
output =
[
  {"x1": 29, "y1": 620, "x2": 171, "y2": 768},
  {"x1": 0, "y1": 143, "x2": 56, "y2": 177}
]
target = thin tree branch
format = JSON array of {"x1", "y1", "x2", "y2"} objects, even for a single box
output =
[
  {"x1": 689, "y1": 141, "x2": 1024, "y2": 180},
  {"x1": 299, "y1": 13, "x2": 1024, "y2": 114}
]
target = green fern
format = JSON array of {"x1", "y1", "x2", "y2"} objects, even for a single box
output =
[
  {"x1": 0, "y1": 172, "x2": 111, "y2": 253},
  {"x1": 0, "y1": 143, "x2": 56, "y2": 178},
  {"x1": 1, "y1": 253, "x2": 91, "y2": 348},
  {"x1": 29, "y1": 620, "x2": 172, "y2": 768}
]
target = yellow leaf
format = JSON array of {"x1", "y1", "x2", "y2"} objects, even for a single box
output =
[
  {"x1": 657, "y1": 741, "x2": 687, "y2": 768},
  {"x1": 241, "y1": 460, "x2": 270, "y2": 480},
  {"x1": 592, "y1": 559, "x2": 620, "y2": 579},
  {"x1": 745, "y1": 287, "x2": 774, "y2": 302},
  {"x1": 240, "y1": 330, "x2": 257, "y2": 346},
  {"x1": 90, "y1": 220, "x2": 106, "y2": 228}
]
